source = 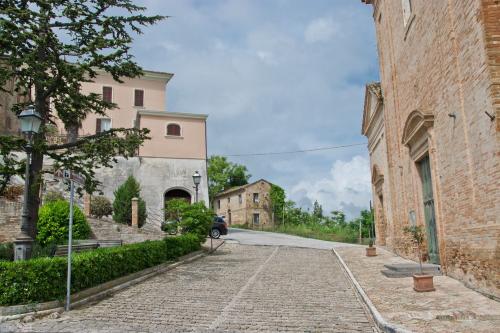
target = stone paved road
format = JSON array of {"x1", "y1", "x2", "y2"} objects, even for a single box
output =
[{"x1": 1, "y1": 234, "x2": 375, "y2": 333}]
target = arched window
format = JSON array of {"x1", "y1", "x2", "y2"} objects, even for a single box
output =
[{"x1": 166, "y1": 123, "x2": 181, "y2": 136}]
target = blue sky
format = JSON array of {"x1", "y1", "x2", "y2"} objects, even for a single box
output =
[{"x1": 132, "y1": 0, "x2": 379, "y2": 218}]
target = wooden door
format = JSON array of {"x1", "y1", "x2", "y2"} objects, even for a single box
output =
[{"x1": 418, "y1": 155, "x2": 440, "y2": 264}]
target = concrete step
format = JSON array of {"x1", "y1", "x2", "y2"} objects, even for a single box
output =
[{"x1": 381, "y1": 263, "x2": 441, "y2": 278}]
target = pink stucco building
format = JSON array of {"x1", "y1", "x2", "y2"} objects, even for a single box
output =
[{"x1": 51, "y1": 69, "x2": 209, "y2": 217}]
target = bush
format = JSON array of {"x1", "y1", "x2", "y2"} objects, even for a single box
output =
[
  {"x1": 0, "y1": 242, "x2": 13, "y2": 261},
  {"x1": 44, "y1": 190, "x2": 65, "y2": 203},
  {"x1": 36, "y1": 200, "x2": 92, "y2": 246},
  {"x1": 90, "y1": 196, "x2": 113, "y2": 219},
  {"x1": 113, "y1": 176, "x2": 146, "y2": 227},
  {"x1": 179, "y1": 203, "x2": 214, "y2": 243},
  {"x1": 164, "y1": 199, "x2": 213, "y2": 242},
  {"x1": 0, "y1": 233, "x2": 201, "y2": 305}
]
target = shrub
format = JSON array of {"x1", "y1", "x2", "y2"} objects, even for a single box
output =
[
  {"x1": 44, "y1": 190, "x2": 65, "y2": 203},
  {"x1": 113, "y1": 176, "x2": 146, "y2": 227},
  {"x1": 0, "y1": 233, "x2": 201, "y2": 305},
  {"x1": 90, "y1": 196, "x2": 113, "y2": 219},
  {"x1": 0, "y1": 242, "x2": 13, "y2": 261},
  {"x1": 179, "y1": 203, "x2": 214, "y2": 243},
  {"x1": 164, "y1": 199, "x2": 213, "y2": 242},
  {"x1": 36, "y1": 200, "x2": 91, "y2": 246}
]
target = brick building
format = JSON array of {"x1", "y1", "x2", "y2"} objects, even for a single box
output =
[
  {"x1": 213, "y1": 179, "x2": 273, "y2": 228},
  {"x1": 362, "y1": 0, "x2": 499, "y2": 298}
]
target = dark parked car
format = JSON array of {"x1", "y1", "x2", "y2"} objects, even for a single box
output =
[{"x1": 210, "y1": 216, "x2": 228, "y2": 239}]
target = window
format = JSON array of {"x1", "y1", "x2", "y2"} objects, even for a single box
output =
[
  {"x1": 217, "y1": 200, "x2": 220, "y2": 209},
  {"x1": 102, "y1": 86, "x2": 112, "y2": 103},
  {"x1": 402, "y1": 0, "x2": 412, "y2": 26},
  {"x1": 134, "y1": 89, "x2": 144, "y2": 107},
  {"x1": 253, "y1": 193, "x2": 259, "y2": 203},
  {"x1": 238, "y1": 194, "x2": 242, "y2": 204},
  {"x1": 166, "y1": 123, "x2": 181, "y2": 136},
  {"x1": 253, "y1": 213, "x2": 260, "y2": 225},
  {"x1": 96, "y1": 118, "x2": 111, "y2": 133}
]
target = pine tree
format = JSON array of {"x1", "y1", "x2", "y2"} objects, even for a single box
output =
[
  {"x1": 0, "y1": 1, "x2": 165, "y2": 237},
  {"x1": 113, "y1": 176, "x2": 147, "y2": 227}
]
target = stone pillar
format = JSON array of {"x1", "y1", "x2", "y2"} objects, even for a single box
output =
[
  {"x1": 131, "y1": 197, "x2": 139, "y2": 228},
  {"x1": 83, "y1": 193, "x2": 91, "y2": 217}
]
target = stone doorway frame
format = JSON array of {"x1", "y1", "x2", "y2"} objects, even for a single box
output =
[
  {"x1": 371, "y1": 165, "x2": 387, "y2": 246},
  {"x1": 402, "y1": 109, "x2": 444, "y2": 265}
]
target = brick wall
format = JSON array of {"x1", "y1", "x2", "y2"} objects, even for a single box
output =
[
  {"x1": 0, "y1": 198, "x2": 22, "y2": 242},
  {"x1": 364, "y1": 0, "x2": 499, "y2": 297}
]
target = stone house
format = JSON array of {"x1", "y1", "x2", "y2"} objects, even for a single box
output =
[
  {"x1": 213, "y1": 179, "x2": 273, "y2": 228},
  {"x1": 361, "y1": 0, "x2": 499, "y2": 298},
  {"x1": 1, "y1": 68, "x2": 209, "y2": 221}
]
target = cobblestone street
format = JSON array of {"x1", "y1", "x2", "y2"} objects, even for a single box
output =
[{"x1": 1, "y1": 243, "x2": 376, "y2": 333}]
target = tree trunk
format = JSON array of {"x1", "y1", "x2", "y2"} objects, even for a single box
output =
[{"x1": 66, "y1": 124, "x2": 78, "y2": 143}]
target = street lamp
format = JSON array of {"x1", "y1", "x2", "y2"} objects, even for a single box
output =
[
  {"x1": 192, "y1": 171, "x2": 201, "y2": 203},
  {"x1": 14, "y1": 106, "x2": 42, "y2": 261}
]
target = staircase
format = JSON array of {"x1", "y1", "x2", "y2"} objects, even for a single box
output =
[{"x1": 381, "y1": 263, "x2": 441, "y2": 278}]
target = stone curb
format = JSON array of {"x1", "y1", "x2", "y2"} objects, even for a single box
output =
[
  {"x1": 0, "y1": 241, "x2": 225, "y2": 323},
  {"x1": 331, "y1": 248, "x2": 412, "y2": 333}
]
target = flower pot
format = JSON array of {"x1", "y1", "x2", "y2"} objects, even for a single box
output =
[
  {"x1": 366, "y1": 246, "x2": 377, "y2": 257},
  {"x1": 413, "y1": 274, "x2": 435, "y2": 292}
]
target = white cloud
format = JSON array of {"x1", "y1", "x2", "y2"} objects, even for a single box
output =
[
  {"x1": 290, "y1": 155, "x2": 372, "y2": 219},
  {"x1": 304, "y1": 17, "x2": 339, "y2": 43}
]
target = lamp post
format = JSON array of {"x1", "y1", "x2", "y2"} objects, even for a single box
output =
[
  {"x1": 14, "y1": 106, "x2": 42, "y2": 261},
  {"x1": 192, "y1": 171, "x2": 201, "y2": 203}
]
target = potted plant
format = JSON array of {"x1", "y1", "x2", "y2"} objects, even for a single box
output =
[
  {"x1": 366, "y1": 238, "x2": 377, "y2": 256},
  {"x1": 404, "y1": 225, "x2": 435, "y2": 292}
]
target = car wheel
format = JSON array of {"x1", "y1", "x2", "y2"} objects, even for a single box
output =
[{"x1": 210, "y1": 228, "x2": 221, "y2": 239}]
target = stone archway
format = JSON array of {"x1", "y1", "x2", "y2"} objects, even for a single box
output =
[{"x1": 164, "y1": 188, "x2": 192, "y2": 205}]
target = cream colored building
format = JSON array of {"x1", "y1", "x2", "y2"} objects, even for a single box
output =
[{"x1": 213, "y1": 179, "x2": 273, "y2": 228}]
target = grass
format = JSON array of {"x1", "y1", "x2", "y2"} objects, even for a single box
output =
[{"x1": 231, "y1": 223, "x2": 369, "y2": 245}]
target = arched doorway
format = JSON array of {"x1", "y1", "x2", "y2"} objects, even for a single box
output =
[{"x1": 164, "y1": 188, "x2": 191, "y2": 205}]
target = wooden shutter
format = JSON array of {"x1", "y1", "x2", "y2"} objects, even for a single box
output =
[
  {"x1": 167, "y1": 124, "x2": 181, "y2": 136},
  {"x1": 134, "y1": 89, "x2": 144, "y2": 107},
  {"x1": 102, "y1": 86, "x2": 112, "y2": 102},
  {"x1": 96, "y1": 119, "x2": 102, "y2": 133}
]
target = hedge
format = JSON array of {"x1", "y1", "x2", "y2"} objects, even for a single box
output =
[{"x1": 0, "y1": 234, "x2": 201, "y2": 306}]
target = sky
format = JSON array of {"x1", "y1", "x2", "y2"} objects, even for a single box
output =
[{"x1": 131, "y1": 0, "x2": 379, "y2": 219}]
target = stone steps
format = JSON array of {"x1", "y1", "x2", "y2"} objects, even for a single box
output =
[{"x1": 381, "y1": 263, "x2": 441, "y2": 278}]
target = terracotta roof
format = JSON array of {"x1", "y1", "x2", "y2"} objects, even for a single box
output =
[{"x1": 213, "y1": 179, "x2": 272, "y2": 198}]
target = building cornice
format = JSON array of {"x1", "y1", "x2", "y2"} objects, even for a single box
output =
[
  {"x1": 138, "y1": 110, "x2": 208, "y2": 120},
  {"x1": 94, "y1": 68, "x2": 173, "y2": 83}
]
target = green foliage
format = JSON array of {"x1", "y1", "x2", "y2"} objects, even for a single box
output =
[
  {"x1": 178, "y1": 203, "x2": 214, "y2": 243},
  {"x1": 0, "y1": 234, "x2": 200, "y2": 306},
  {"x1": 0, "y1": 0, "x2": 163, "y2": 237},
  {"x1": 44, "y1": 190, "x2": 65, "y2": 204},
  {"x1": 0, "y1": 243, "x2": 14, "y2": 261},
  {"x1": 404, "y1": 225, "x2": 425, "y2": 245},
  {"x1": 164, "y1": 199, "x2": 214, "y2": 242},
  {"x1": 269, "y1": 184, "x2": 285, "y2": 223},
  {"x1": 36, "y1": 200, "x2": 91, "y2": 246},
  {"x1": 313, "y1": 200, "x2": 323, "y2": 218},
  {"x1": 207, "y1": 155, "x2": 251, "y2": 201},
  {"x1": 90, "y1": 196, "x2": 113, "y2": 219},
  {"x1": 113, "y1": 176, "x2": 147, "y2": 227}
]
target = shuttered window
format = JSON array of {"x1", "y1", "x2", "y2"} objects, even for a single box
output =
[
  {"x1": 134, "y1": 89, "x2": 144, "y2": 107},
  {"x1": 102, "y1": 86, "x2": 112, "y2": 102},
  {"x1": 166, "y1": 123, "x2": 181, "y2": 136}
]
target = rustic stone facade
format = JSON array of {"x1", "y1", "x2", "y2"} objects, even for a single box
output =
[
  {"x1": 362, "y1": 0, "x2": 500, "y2": 298},
  {"x1": 213, "y1": 179, "x2": 273, "y2": 228}
]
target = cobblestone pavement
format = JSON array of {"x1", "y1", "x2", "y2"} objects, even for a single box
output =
[{"x1": 1, "y1": 244, "x2": 376, "y2": 333}]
